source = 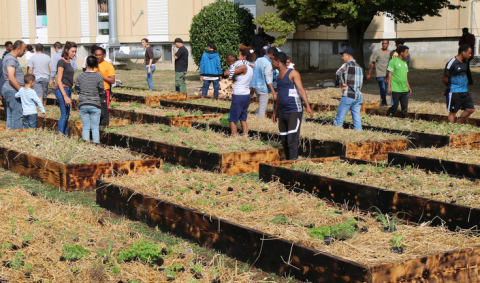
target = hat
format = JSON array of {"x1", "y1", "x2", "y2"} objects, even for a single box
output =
[
  {"x1": 174, "y1": 38, "x2": 183, "y2": 43},
  {"x1": 339, "y1": 47, "x2": 355, "y2": 57}
]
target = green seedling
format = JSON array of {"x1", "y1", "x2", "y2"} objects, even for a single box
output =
[
  {"x1": 117, "y1": 240, "x2": 162, "y2": 264},
  {"x1": 62, "y1": 245, "x2": 91, "y2": 261}
]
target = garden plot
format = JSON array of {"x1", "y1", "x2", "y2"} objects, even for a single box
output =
[
  {"x1": 0, "y1": 120, "x2": 5, "y2": 131},
  {"x1": 196, "y1": 115, "x2": 408, "y2": 161},
  {"x1": 312, "y1": 112, "x2": 480, "y2": 148},
  {"x1": 259, "y1": 157, "x2": 480, "y2": 231},
  {"x1": 0, "y1": 186, "x2": 255, "y2": 282},
  {"x1": 100, "y1": 123, "x2": 282, "y2": 174},
  {"x1": 99, "y1": 169, "x2": 480, "y2": 282},
  {"x1": 0, "y1": 129, "x2": 161, "y2": 190},
  {"x1": 112, "y1": 87, "x2": 187, "y2": 105},
  {"x1": 109, "y1": 102, "x2": 222, "y2": 127},
  {"x1": 366, "y1": 102, "x2": 480, "y2": 126},
  {"x1": 388, "y1": 147, "x2": 480, "y2": 179},
  {"x1": 160, "y1": 97, "x2": 257, "y2": 114}
]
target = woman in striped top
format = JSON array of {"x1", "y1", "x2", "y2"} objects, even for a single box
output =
[{"x1": 75, "y1": 56, "x2": 104, "y2": 143}]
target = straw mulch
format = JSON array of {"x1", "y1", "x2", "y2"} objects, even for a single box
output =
[
  {"x1": 316, "y1": 111, "x2": 480, "y2": 136},
  {"x1": 106, "y1": 123, "x2": 282, "y2": 153},
  {"x1": 0, "y1": 129, "x2": 143, "y2": 164},
  {"x1": 404, "y1": 147, "x2": 480, "y2": 165},
  {"x1": 41, "y1": 105, "x2": 124, "y2": 122},
  {"x1": 375, "y1": 101, "x2": 480, "y2": 118},
  {"x1": 289, "y1": 159, "x2": 480, "y2": 208},
  {"x1": 181, "y1": 98, "x2": 234, "y2": 109},
  {"x1": 114, "y1": 88, "x2": 174, "y2": 97},
  {"x1": 110, "y1": 103, "x2": 202, "y2": 117},
  {"x1": 103, "y1": 169, "x2": 480, "y2": 266},
  {"x1": 0, "y1": 186, "x2": 255, "y2": 282},
  {"x1": 202, "y1": 115, "x2": 408, "y2": 143}
]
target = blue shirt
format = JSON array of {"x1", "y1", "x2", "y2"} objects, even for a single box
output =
[
  {"x1": 250, "y1": 56, "x2": 273, "y2": 93},
  {"x1": 444, "y1": 57, "x2": 468, "y2": 93}
]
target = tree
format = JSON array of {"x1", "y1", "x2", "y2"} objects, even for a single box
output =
[
  {"x1": 254, "y1": 13, "x2": 296, "y2": 47},
  {"x1": 262, "y1": 0, "x2": 466, "y2": 68},
  {"x1": 189, "y1": 0, "x2": 256, "y2": 71}
]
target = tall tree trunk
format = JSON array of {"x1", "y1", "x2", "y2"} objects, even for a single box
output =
[{"x1": 347, "y1": 18, "x2": 374, "y2": 71}]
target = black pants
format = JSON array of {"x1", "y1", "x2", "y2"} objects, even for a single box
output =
[
  {"x1": 386, "y1": 92, "x2": 409, "y2": 118},
  {"x1": 467, "y1": 59, "x2": 473, "y2": 85},
  {"x1": 278, "y1": 112, "x2": 303, "y2": 160},
  {"x1": 100, "y1": 89, "x2": 110, "y2": 127}
]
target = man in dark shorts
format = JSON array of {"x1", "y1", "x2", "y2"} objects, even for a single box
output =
[
  {"x1": 442, "y1": 44, "x2": 475, "y2": 124},
  {"x1": 272, "y1": 52, "x2": 313, "y2": 160}
]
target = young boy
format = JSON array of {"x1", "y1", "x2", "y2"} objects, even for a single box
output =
[
  {"x1": 286, "y1": 56, "x2": 295, "y2": 69},
  {"x1": 225, "y1": 53, "x2": 254, "y2": 80},
  {"x1": 15, "y1": 74, "x2": 46, "y2": 129}
]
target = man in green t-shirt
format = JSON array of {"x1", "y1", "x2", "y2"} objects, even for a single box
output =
[{"x1": 386, "y1": 45, "x2": 412, "y2": 118}]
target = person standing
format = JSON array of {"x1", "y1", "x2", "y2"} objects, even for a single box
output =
[
  {"x1": 2, "y1": 41, "x2": 12, "y2": 59},
  {"x1": 442, "y1": 44, "x2": 475, "y2": 124},
  {"x1": 200, "y1": 42, "x2": 222, "y2": 97},
  {"x1": 82, "y1": 45, "x2": 98, "y2": 72},
  {"x1": 54, "y1": 41, "x2": 77, "y2": 135},
  {"x1": 0, "y1": 57, "x2": 5, "y2": 122},
  {"x1": 2, "y1": 40, "x2": 26, "y2": 129},
  {"x1": 173, "y1": 38, "x2": 188, "y2": 94},
  {"x1": 250, "y1": 47, "x2": 278, "y2": 118},
  {"x1": 459, "y1": 28, "x2": 475, "y2": 85},
  {"x1": 250, "y1": 27, "x2": 268, "y2": 59},
  {"x1": 94, "y1": 47, "x2": 115, "y2": 127},
  {"x1": 141, "y1": 38, "x2": 155, "y2": 90},
  {"x1": 25, "y1": 45, "x2": 35, "y2": 66},
  {"x1": 272, "y1": 52, "x2": 313, "y2": 160},
  {"x1": 386, "y1": 46, "x2": 412, "y2": 118},
  {"x1": 75, "y1": 56, "x2": 104, "y2": 143},
  {"x1": 334, "y1": 48, "x2": 364, "y2": 131},
  {"x1": 367, "y1": 40, "x2": 390, "y2": 106},
  {"x1": 27, "y1": 43, "x2": 51, "y2": 106},
  {"x1": 15, "y1": 74, "x2": 46, "y2": 128},
  {"x1": 50, "y1": 41, "x2": 78, "y2": 87},
  {"x1": 226, "y1": 47, "x2": 255, "y2": 135}
]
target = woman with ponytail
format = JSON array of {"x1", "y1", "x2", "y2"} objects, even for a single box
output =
[
  {"x1": 75, "y1": 56, "x2": 104, "y2": 143},
  {"x1": 54, "y1": 41, "x2": 77, "y2": 135}
]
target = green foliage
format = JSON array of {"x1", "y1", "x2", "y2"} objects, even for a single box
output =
[
  {"x1": 308, "y1": 218, "x2": 357, "y2": 240},
  {"x1": 269, "y1": 216, "x2": 290, "y2": 224},
  {"x1": 390, "y1": 233, "x2": 407, "y2": 248},
  {"x1": 9, "y1": 253, "x2": 26, "y2": 269},
  {"x1": 194, "y1": 110, "x2": 203, "y2": 116},
  {"x1": 117, "y1": 240, "x2": 162, "y2": 264},
  {"x1": 308, "y1": 226, "x2": 331, "y2": 240},
  {"x1": 238, "y1": 204, "x2": 253, "y2": 213},
  {"x1": 166, "y1": 112, "x2": 176, "y2": 117},
  {"x1": 189, "y1": 0, "x2": 256, "y2": 71},
  {"x1": 62, "y1": 244, "x2": 91, "y2": 261},
  {"x1": 371, "y1": 206, "x2": 402, "y2": 232},
  {"x1": 220, "y1": 114, "x2": 230, "y2": 127},
  {"x1": 254, "y1": 12, "x2": 295, "y2": 47}
]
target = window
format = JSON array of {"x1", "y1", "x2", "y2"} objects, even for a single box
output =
[
  {"x1": 36, "y1": 0, "x2": 46, "y2": 15},
  {"x1": 35, "y1": 0, "x2": 47, "y2": 38},
  {"x1": 332, "y1": 41, "x2": 348, "y2": 55},
  {"x1": 162, "y1": 45, "x2": 172, "y2": 63},
  {"x1": 97, "y1": 0, "x2": 109, "y2": 35}
]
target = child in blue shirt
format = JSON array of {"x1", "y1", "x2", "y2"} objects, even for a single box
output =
[{"x1": 15, "y1": 74, "x2": 46, "y2": 129}]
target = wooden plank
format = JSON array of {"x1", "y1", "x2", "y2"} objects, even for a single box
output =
[
  {"x1": 96, "y1": 181, "x2": 370, "y2": 283},
  {"x1": 112, "y1": 91, "x2": 187, "y2": 105},
  {"x1": 366, "y1": 108, "x2": 416, "y2": 119},
  {"x1": 97, "y1": 180, "x2": 480, "y2": 283},
  {"x1": 259, "y1": 160, "x2": 480, "y2": 232},
  {"x1": 160, "y1": 100, "x2": 230, "y2": 114},
  {"x1": 100, "y1": 131, "x2": 280, "y2": 175},
  {"x1": 0, "y1": 144, "x2": 161, "y2": 191},
  {"x1": 450, "y1": 132, "x2": 480, "y2": 149},
  {"x1": 388, "y1": 152, "x2": 480, "y2": 179}
]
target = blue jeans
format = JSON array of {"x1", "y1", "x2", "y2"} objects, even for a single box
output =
[
  {"x1": 23, "y1": 114, "x2": 38, "y2": 129},
  {"x1": 202, "y1": 79, "x2": 220, "y2": 98},
  {"x1": 54, "y1": 88, "x2": 72, "y2": 135},
  {"x1": 146, "y1": 65, "x2": 156, "y2": 90},
  {"x1": 334, "y1": 94, "x2": 363, "y2": 131},
  {"x1": 80, "y1": 105, "x2": 101, "y2": 143},
  {"x1": 2, "y1": 88, "x2": 23, "y2": 129},
  {"x1": 376, "y1": 77, "x2": 388, "y2": 106}
]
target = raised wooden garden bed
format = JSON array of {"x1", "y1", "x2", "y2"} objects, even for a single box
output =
[
  {"x1": 195, "y1": 115, "x2": 408, "y2": 161},
  {"x1": 0, "y1": 186, "x2": 253, "y2": 282},
  {"x1": 310, "y1": 112, "x2": 480, "y2": 149},
  {"x1": 160, "y1": 97, "x2": 235, "y2": 114},
  {"x1": 388, "y1": 147, "x2": 480, "y2": 179},
  {"x1": 0, "y1": 129, "x2": 161, "y2": 191},
  {"x1": 100, "y1": 124, "x2": 282, "y2": 175},
  {"x1": 108, "y1": 103, "x2": 223, "y2": 127},
  {"x1": 98, "y1": 170, "x2": 480, "y2": 283},
  {"x1": 37, "y1": 116, "x2": 131, "y2": 137},
  {"x1": 111, "y1": 87, "x2": 187, "y2": 105},
  {"x1": 259, "y1": 157, "x2": 480, "y2": 232}
]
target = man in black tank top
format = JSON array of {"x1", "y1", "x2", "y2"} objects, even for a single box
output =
[{"x1": 272, "y1": 52, "x2": 313, "y2": 160}]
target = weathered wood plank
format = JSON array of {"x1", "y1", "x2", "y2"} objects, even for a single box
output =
[
  {"x1": 259, "y1": 159, "x2": 480, "y2": 232},
  {"x1": 389, "y1": 152, "x2": 480, "y2": 179},
  {"x1": 112, "y1": 91, "x2": 187, "y2": 105}
]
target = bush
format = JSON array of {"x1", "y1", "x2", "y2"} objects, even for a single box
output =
[{"x1": 189, "y1": 0, "x2": 256, "y2": 72}]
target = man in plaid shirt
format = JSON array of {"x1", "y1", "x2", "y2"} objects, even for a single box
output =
[{"x1": 333, "y1": 47, "x2": 363, "y2": 131}]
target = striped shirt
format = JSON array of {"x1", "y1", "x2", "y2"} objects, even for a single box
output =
[
  {"x1": 75, "y1": 72, "x2": 104, "y2": 109},
  {"x1": 336, "y1": 60, "x2": 363, "y2": 99},
  {"x1": 14, "y1": 87, "x2": 45, "y2": 115},
  {"x1": 228, "y1": 60, "x2": 255, "y2": 80}
]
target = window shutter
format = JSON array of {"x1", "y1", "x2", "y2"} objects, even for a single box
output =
[
  {"x1": 147, "y1": 0, "x2": 168, "y2": 41},
  {"x1": 20, "y1": 0, "x2": 30, "y2": 40},
  {"x1": 80, "y1": 0, "x2": 90, "y2": 37}
]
